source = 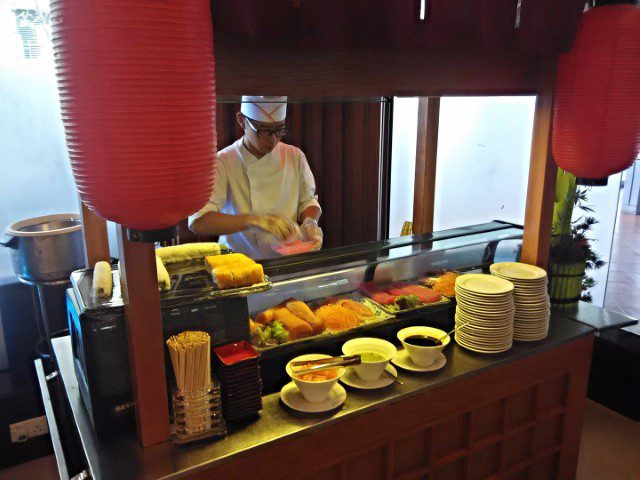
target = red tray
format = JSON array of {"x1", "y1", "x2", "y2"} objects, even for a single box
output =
[
  {"x1": 213, "y1": 341, "x2": 259, "y2": 366},
  {"x1": 272, "y1": 240, "x2": 316, "y2": 256}
]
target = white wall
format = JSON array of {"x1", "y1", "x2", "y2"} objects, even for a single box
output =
[
  {"x1": 389, "y1": 96, "x2": 536, "y2": 236},
  {"x1": 388, "y1": 98, "x2": 419, "y2": 238},
  {"x1": 387, "y1": 95, "x2": 620, "y2": 307},
  {"x1": 434, "y1": 97, "x2": 536, "y2": 230},
  {"x1": 0, "y1": 2, "x2": 79, "y2": 276}
]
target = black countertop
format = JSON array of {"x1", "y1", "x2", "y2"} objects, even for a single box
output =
[
  {"x1": 50, "y1": 313, "x2": 594, "y2": 480},
  {"x1": 557, "y1": 301, "x2": 638, "y2": 331}
]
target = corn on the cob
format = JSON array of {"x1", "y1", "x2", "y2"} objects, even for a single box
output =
[
  {"x1": 156, "y1": 255, "x2": 171, "y2": 291},
  {"x1": 116, "y1": 258, "x2": 172, "y2": 292},
  {"x1": 155, "y1": 242, "x2": 222, "y2": 264},
  {"x1": 92, "y1": 261, "x2": 113, "y2": 298}
]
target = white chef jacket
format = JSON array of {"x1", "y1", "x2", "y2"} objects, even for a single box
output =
[{"x1": 188, "y1": 138, "x2": 321, "y2": 259}]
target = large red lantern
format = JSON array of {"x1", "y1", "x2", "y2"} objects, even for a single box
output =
[
  {"x1": 50, "y1": 0, "x2": 216, "y2": 240},
  {"x1": 553, "y1": 3, "x2": 640, "y2": 186}
]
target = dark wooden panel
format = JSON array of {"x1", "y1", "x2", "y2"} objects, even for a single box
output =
[
  {"x1": 188, "y1": 336, "x2": 593, "y2": 480},
  {"x1": 215, "y1": 44, "x2": 542, "y2": 97},
  {"x1": 322, "y1": 103, "x2": 345, "y2": 247},
  {"x1": 212, "y1": 1, "x2": 585, "y2": 54},
  {"x1": 413, "y1": 97, "x2": 440, "y2": 234}
]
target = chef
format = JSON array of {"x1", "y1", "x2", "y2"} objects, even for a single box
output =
[{"x1": 189, "y1": 96, "x2": 323, "y2": 259}]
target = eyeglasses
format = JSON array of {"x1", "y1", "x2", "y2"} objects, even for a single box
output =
[{"x1": 244, "y1": 117, "x2": 289, "y2": 139}]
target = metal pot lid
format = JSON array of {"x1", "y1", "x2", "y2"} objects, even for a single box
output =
[{"x1": 6, "y1": 213, "x2": 82, "y2": 237}]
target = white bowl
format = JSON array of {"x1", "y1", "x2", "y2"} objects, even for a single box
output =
[
  {"x1": 286, "y1": 354, "x2": 345, "y2": 404},
  {"x1": 397, "y1": 326, "x2": 450, "y2": 367},
  {"x1": 342, "y1": 337, "x2": 397, "y2": 382}
]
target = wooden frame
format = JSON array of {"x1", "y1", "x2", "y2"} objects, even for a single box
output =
[
  {"x1": 186, "y1": 335, "x2": 593, "y2": 480},
  {"x1": 116, "y1": 227, "x2": 171, "y2": 447},
  {"x1": 410, "y1": 64, "x2": 557, "y2": 254},
  {"x1": 521, "y1": 58, "x2": 559, "y2": 267},
  {"x1": 214, "y1": 44, "x2": 541, "y2": 98},
  {"x1": 413, "y1": 97, "x2": 440, "y2": 235},
  {"x1": 78, "y1": 48, "x2": 561, "y2": 447}
]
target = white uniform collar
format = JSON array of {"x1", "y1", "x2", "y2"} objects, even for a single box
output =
[{"x1": 238, "y1": 137, "x2": 277, "y2": 167}]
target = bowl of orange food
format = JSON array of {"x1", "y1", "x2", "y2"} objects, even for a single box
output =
[{"x1": 286, "y1": 354, "x2": 345, "y2": 403}]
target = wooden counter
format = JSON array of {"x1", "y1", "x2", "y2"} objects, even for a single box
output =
[{"x1": 48, "y1": 314, "x2": 593, "y2": 480}]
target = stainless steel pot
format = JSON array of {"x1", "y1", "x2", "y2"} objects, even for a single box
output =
[{"x1": 1, "y1": 213, "x2": 85, "y2": 283}]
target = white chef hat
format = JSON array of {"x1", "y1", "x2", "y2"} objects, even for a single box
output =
[{"x1": 241, "y1": 96, "x2": 287, "y2": 123}]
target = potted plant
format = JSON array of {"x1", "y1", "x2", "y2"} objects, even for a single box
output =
[{"x1": 548, "y1": 169, "x2": 605, "y2": 309}]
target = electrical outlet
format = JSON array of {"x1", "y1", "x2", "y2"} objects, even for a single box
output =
[{"x1": 9, "y1": 416, "x2": 49, "y2": 443}]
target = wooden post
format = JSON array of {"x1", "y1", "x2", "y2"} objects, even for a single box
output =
[
  {"x1": 413, "y1": 97, "x2": 440, "y2": 234},
  {"x1": 521, "y1": 58, "x2": 558, "y2": 268},
  {"x1": 79, "y1": 201, "x2": 111, "y2": 267},
  {"x1": 116, "y1": 225, "x2": 171, "y2": 447}
]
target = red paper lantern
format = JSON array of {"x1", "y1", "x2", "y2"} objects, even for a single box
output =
[
  {"x1": 50, "y1": 0, "x2": 216, "y2": 240},
  {"x1": 553, "y1": 3, "x2": 640, "y2": 186}
]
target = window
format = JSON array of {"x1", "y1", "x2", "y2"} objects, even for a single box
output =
[
  {"x1": 14, "y1": 9, "x2": 47, "y2": 60},
  {"x1": 0, "y1": 2, "x2": 78, "y2": 276},
  {"x1": 389, "y1": 96, "x2": 536, "y2": 237}
]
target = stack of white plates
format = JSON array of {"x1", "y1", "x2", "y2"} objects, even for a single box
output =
[
  {"x1": 454, "y1": 274, "x2": 514, "y2": 354},
  {"x1": 490, "y1": 262, "x2": 550, "y2": 342}
]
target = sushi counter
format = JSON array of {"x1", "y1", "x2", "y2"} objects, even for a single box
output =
[
  {"x1": 36, "y1": 223, "x2": 604, "y2": 479},
  {"x1": 45, "y1": 313, "x2": 594, "y2": 480}
]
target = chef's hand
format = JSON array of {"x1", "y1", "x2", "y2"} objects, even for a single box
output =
[
  {"x1": 301, "y1": 217, "x2": 323, "y2": 250},
  {"x1": 248, "y1": 214, "x2": 300, "y2": 242}
]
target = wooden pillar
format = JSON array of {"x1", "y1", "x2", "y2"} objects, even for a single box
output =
[
  {"x1": 116, "y1": 225, "x2": 171, "y2": 447},
  {"x1": 521, "y1": 58, "x2": 558, "y2": 268},
  {"x1": 413, "y1": 97, "x2": 440, "y2": 234},
  {"x1": 79, "y1": 201, "x2": 111, "y2": 267}
]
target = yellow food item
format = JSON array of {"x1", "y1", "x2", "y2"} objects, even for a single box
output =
[
  {"x1": 245, "y1": 263, "x2": 265, "y2": 285},
  {"x1": 156, "y1": 242, "x2": 221, "y2": 263},
  {"x1": 273, "y1": 307, "x2": 313, "y2": 340},
  {"x1": 212, "y1": 267, "x2": 235, "y2": 289},
  {"x1": 338, "y1": 299, "x2": 375, "y2": 319},
  {"x1": 432, "y1": 272, "x2": 459, "y2": 297},
  {"x1": 117, "y1": 260, "x2": 170, "y2": 292},
  {"x1": 315, "y1": 304, "x2": 362, "y2": 332},
  {"x1": 204, "y1": 253, "x2": 254, "y2": 270},
  {"x1": 249, "y1": 319, "x2": 258, "y2": 337},
  {"x1": 211, "y1": 263, "x2": 264, "y2": 289},
  {"x1": 255, "y1": 307, "x2": 277, "y2": 325},
  {"x1": 155, "y1": 255, "x2": 171, "y2": 291},
  {"x1": 285, "y1": 299, "x2": 325, "y2": 334},
  {"x1": 205, "y1": 253, "x2": 264, "y2": 289},
  {"x1": 92, "y1": 261, "x2": 113, "y2": 298}
]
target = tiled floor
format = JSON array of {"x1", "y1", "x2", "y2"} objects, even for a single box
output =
[
  {"x1": 604, "y1": 213, "x2": 640, "y2": 318},
  {"x1": 0, "y1": 454, "x2": 57, "y2": 480},
  {"x1": 577, "y1": 401, "x2": 640, "y2": 480}
]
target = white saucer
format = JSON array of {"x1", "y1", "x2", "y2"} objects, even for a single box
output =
[
  {"x1": 391, "y1": 349, "x2": 446, "y2": 372},
  {"x1": 340, "y1": 364, "x2": 399, "y2": 390},
  {"x1": 280, "y1": 382, "x2": 347, "y2": 414}
]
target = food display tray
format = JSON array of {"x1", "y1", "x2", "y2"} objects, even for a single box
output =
[
  {"x1": 252, "y1": 291, "x2": 395, "y2": 353},
  {"x1": 255, "y1": 297, "x2": 455, "y2": 394},
  {"x1": 363, "y1": 280, "x2": 452, "y2": 315},
  {"x1": 70, "y1": 251, "x2": 271, "y2": 311},
  {"x1": 419, "y1": 271, "x2": 461, "y2": 300},
  {"x1": 163, "y1": 258, "x2": 272, "y2": 301}
]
